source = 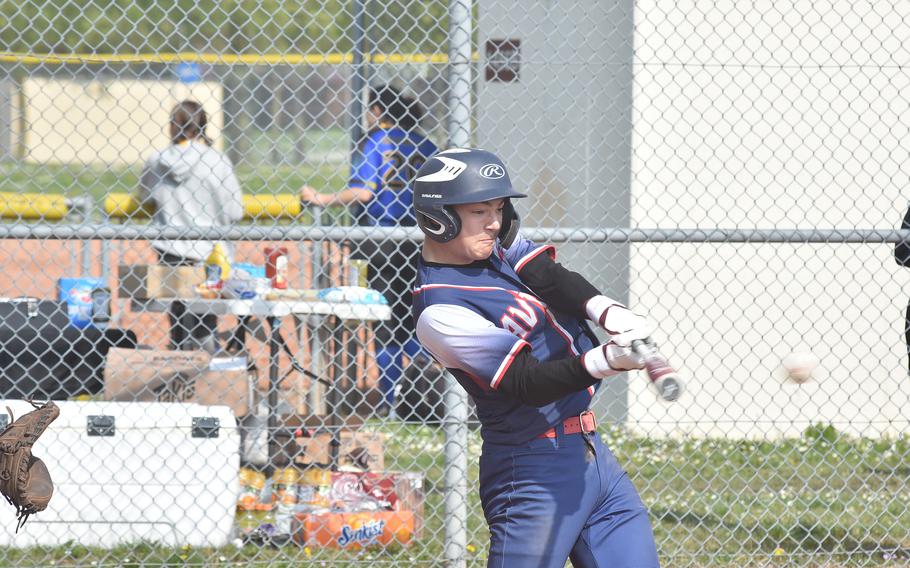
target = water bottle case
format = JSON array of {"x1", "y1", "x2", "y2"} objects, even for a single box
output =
[{"x1": 58, "y1": 277, "x2": 105, "y2": 328}]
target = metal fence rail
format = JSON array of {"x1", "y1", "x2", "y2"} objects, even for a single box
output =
[{"x1": 6, "y1": 224, "x2": 910, "y2": 244}]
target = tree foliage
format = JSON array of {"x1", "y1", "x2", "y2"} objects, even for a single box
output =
[{"x1": 0, "y1": 0, "x2": 449, "y2": 55}]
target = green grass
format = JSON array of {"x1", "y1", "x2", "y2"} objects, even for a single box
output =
[
  {"x1": 3, "y1": 423, "x2": 909, "y2": 567},
  {"x1": 0, "y1": 128, "x2": 352, "y2": 204}
]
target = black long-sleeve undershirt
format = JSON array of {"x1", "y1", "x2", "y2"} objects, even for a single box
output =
[
  {"x1": 516, "y1": 252, "x2": 601, "y2": 320},
  {"x1": 492, "y1": 252, "x2": 605, "y2": 407},
  {"x1": 496, "y1": 347, "x2": 599, "y2": 407}
]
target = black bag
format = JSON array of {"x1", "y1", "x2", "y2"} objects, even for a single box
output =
[
  {"x1": 0, "y1": 299, "x2": 70, "y2": 397},
  {"x1": 0, "y1": 298, "x2": 70, "y2": 333},
  {"x1": 0, "y1": 298, "x2": 137, "y2": 399},
  {"x1": 51, "y1": 327, "x2": 137, "y2": 399}
]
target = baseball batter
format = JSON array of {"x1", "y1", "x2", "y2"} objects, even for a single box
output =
[{"x1": 411, "y1": 148, "x2": 661, "y2": 567}]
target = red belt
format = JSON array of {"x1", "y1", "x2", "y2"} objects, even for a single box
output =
[{"x1": 537, "y1": 410, "x2": 597, "y2": 439}]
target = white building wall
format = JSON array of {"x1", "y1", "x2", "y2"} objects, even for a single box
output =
[
  {"x1": 630, "y1": 1, "x2": 910, "y2": 437},
  {"x1": 476, "y1": 1, "x2": 910, "y2": 438}
]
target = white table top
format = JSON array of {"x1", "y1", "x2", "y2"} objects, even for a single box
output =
[{"x1": 132, "y1": 297, "x2": 391, "y2": 322}]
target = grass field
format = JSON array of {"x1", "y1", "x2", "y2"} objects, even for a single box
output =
[
  {"x1": 3, "y1": 422, "x2": 908, "y2": 567},
  {"x1": 0, "y1": 128, "x2": 352, "y2": 203}
]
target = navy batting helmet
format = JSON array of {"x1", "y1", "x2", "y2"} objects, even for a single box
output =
[{"x1": 413, "y1": 148, "x2": 527, "y2": 245}]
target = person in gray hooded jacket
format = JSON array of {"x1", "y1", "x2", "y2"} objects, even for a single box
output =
[{"x1": 138, "y1": 100, "x2": 244, "y2": 351}]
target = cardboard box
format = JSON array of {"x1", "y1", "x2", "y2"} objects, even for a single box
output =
[
  {"x1": 295, "y1": 430, "x2": 385, "y2": 471},
  {"x1": 293, "y1": 510, "x2": 414, "y2": 549},
  {"x1": 118, "y1": 264, "x2": 205, "y2": 299},
  {"x1": 104, "y1": 348, "x2": 252, "y2": 416},
  {"x1": 104, "y1": 347, "x2": 210, "y2": 399},
  {"x1": 157, "y1": 369, "x2": 251, "y2": 417}
]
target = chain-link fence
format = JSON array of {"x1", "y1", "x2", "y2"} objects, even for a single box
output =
[{"x1": 1, "y1": 1, "x2": 909, "y2": 566}]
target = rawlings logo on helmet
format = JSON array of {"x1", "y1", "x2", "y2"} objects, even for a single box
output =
[{"x1": 479, "y1": 163, "x2": 505, "y2": 179}]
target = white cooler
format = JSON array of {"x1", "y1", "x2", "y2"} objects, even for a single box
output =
[{"x1": 0, "y1": 400, "x2": 239, "y2": 548}]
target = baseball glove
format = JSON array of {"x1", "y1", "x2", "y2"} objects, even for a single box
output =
[{"x1": 0, "y1": 401, "x2": 60, "y2": 531}]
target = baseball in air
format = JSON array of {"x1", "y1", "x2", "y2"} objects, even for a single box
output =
[{"x1": 782, "y1": 351, "x2": 818, "y2": 384}]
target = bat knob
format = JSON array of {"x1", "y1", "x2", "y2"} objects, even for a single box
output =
[{"x1": 655, "y1": 374, "x2": 683, "y2": 402}]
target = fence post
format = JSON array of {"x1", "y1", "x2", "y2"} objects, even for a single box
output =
[
  {"x1": 308, "y1": 205, "x2": 328, "y2": 416},
  {"x1": 349, "y1": 0, "x2": 369, "y2": 151},
  {"x1": 442, "y1": 370, "x2": 469, "y2": 568},
  {"x1": 444, "y1": 1, "x2": 473, "y2": 566}
]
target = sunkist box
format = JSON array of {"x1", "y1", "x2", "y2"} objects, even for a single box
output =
[
  {"x1": 293, "y1": 510, "x2": 414, "y2": 549},
  {"x1": 297, "y1": 470, "x2": 424, "y2": 542}
]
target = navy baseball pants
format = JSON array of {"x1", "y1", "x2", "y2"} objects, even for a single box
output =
[{"x1": 479, "y1": 428, "x2": 660, "y2": 568}]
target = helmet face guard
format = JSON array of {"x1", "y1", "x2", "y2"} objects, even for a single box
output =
[{"x1": 413, "y1": 148, "x2": 526, "y2": 245}]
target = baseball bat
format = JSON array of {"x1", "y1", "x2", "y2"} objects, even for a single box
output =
[{"x1": 631, "y1": 339, "x2": 684, "y2": 402}]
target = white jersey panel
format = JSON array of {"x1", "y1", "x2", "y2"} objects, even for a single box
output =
[{"x1": 416, "y1": 303, "x2": 529, "y2": 389}]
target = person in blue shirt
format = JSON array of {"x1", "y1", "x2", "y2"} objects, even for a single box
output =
[
  {"x1": 300, "y1": 85, "x2": 438, "y2": 415},
  {"x1": 411, "y1": 148, "x2": 661, "y2": 567}
]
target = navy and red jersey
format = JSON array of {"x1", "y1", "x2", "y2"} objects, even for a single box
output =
[
  {"x1": 412, "y1": 235, "x2": 599, "y2": 445},
  {"x1": 350, "y1": 126, "x2": 438, "y2": 227}
]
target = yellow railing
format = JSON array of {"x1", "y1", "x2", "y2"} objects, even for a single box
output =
[
  {"x1": 0, "y1": 192, "x2": 70, "y2": 220},
  {"x1": 104, "y1": 193, "x2": 303, "y2": 220},
  {"x1": 0, "y1": 192, "x2": 303, "y2": 221}
]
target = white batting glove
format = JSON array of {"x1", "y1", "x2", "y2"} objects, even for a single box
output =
[
  {"x1": 585, "y1": 295, "x2": 653, "y2": 347},
  {"x1": 582, "y1": 342, "x2": 647, "y2": 379}
]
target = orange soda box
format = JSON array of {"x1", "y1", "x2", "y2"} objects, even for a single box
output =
[{"x1": 293, "y1": 510, "x2": 414, "y2": 549}]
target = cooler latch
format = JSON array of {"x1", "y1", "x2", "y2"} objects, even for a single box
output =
[
  {"x1": 192, "y1": 417, "x2": 220, "y2": 438},
  {"x1": 87, "y1": 415, "x2": 116, "y2": 436}
]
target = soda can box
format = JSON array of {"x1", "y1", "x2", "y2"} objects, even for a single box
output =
[
  {"x1": 293, "y1": 511, "x2": 414, "y2": 549},
  {"x1": 57, "y1": 277, "x2": 104, "y2": 328}
]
